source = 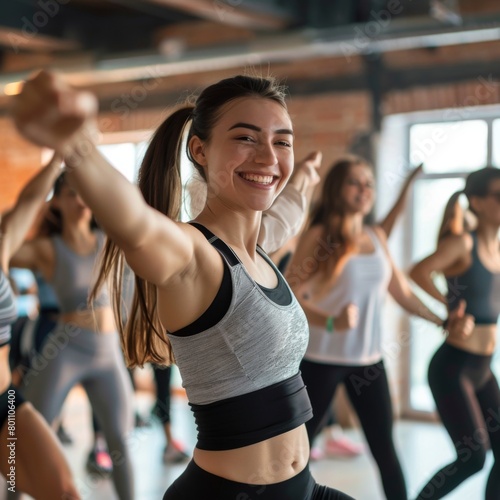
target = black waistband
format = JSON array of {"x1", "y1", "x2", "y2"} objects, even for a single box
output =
[
  {"x1": 190, "y1": 372, "x2": 313, "y2": 451},
  {"x1": 0, "y1": 384, "x2": 26, "y2": 430}
]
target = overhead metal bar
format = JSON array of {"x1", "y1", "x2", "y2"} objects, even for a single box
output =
[{"x1": 139, "y1": 0, "x2": 295, "y2": 30}]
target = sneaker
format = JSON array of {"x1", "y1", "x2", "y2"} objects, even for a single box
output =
[
  {"x1": 324, "y1": 436, "x2": 364, "y2": 458},
  {"x1": 56, "y1": 424, "x2": 73, "y2": 445},
  {"x1": 309, "y1": 446, "x2": 325, "y2": 461},
  {"x1": 86, "y1": 449, "x2": 113, "y2": 477},
  {"x1": 163, "y1": 440, "x2": 190, "y2": 464}
]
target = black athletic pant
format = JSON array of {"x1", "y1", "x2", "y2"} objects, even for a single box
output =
[
  {"x1": 153, "y1": 365, "x2": 172, "y2": 423},
  {"x1": 415, "y1": 343, "x2": 500, "y2": 500},
  {"x1": 301, "y1": 358, "x2": 407, "y2": 500}
]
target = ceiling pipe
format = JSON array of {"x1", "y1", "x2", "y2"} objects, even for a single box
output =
[
  {"x1": 140, "y1": 0, "x2": 294, "y2": 30},
  {"x1": 1, "y1": 17, "x2": 500, "y2": 92}
]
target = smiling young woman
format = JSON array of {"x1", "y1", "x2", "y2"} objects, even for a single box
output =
[{"x1": 11, "y1": 71, "x2": 354, "y2": 500}]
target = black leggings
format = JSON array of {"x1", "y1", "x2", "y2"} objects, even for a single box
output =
[
  {"x1": 152, "y1": 365, "x2": 172, "y2": 423},
  {"x1": 301, "y1": 359, "x2": 407, "y2": 500},
  {"x1": 415, "y1": 343, "x2": 500, "y2": 500},
  {"x1": 163, "y1": 460, "x2": 354, "y2": 499}
]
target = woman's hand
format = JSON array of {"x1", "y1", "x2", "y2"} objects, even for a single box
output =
[
  {"x1": 11, "y1": 70, "x2": 98, "y2": 153},
  {"x1": 288, "y1": 151, "x2": 322, "y2": 194},
  {"x1": 446, "y1": 300, "x2": 475, "y2": 340},
  {"x1": 334, "y1": 303, "x2": 359, "y2": 331}
]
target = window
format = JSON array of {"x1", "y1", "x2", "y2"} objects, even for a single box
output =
[
  {"x1": 492, "y1": 119, "x2": 500, "y2": 168},
  {"x1": 98, "y1": 141, "x2": 147, "y2": 183},
  {"x1": 409, "y1": 120, "x2": 488, "y2": 173}
]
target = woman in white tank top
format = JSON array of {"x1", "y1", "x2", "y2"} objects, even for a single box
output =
[{"x1": 286, "y1": 156, "x2": 450, "y2": 500}]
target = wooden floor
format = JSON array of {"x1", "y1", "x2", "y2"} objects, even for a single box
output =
[{"x1": 0, "y1": 385, "x2": 491, "y2": 500}]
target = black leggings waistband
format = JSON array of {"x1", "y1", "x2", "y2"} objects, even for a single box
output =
[
  {"x1": 163, "y1": 460, "x2": 354, "y2": 500},
  {"x1": 0, "y1": 384, "x2": 26, "y2": 431}
]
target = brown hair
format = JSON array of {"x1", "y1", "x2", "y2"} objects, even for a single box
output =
[
  {"x1": 37, "y1": 172, "x2": 98, "y2": 237},
  {"x1": 93, "y1": 75, "x2": 288, "y2": 367},
  {"x1": 438, "y1": 167, "x2": 500, "y2": 242},
  {"x1": 309, "y1": 155, "x2": 371, "y2": 285}
]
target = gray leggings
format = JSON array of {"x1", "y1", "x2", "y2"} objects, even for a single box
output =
[{"x1": 21, "y1": 322, "x2": 134, "y2": 500}]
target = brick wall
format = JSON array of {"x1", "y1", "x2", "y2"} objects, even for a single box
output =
[{"x1": 0, "y1": 117, "x2": 42, "y2": 212}]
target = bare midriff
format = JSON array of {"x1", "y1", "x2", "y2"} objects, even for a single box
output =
[
  {"x1": 193, "y1": 425, "x2": 309, "y2": 484},
  {"x1": 59, "y1": 307, "x2": 116, "y2": 334},
  {"x1": 446, "y1": 323, "x2": 497, "y2": 356},
  {"x1": 0, "y1": 347, "x2": 12, "y2": 393}
]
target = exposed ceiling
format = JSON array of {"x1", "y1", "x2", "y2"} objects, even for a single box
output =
[
  {"x1": 0, "y1": 0, "x2": 500, "y2": 79},
  {"x1": 1, "y1": 0, "x2": 499, "y2": 101}
]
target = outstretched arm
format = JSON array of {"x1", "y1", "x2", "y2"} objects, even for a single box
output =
[
  {"x1": 259, "y1": 151, "x2": 322, "y2": 253},
  {"x1": 0, "y1": 154, "x2": 62, "y2": 273},
  {"x1": 379, "y1": 163, "x2": 423, "y2": 238},
  {"x1": 11, "y1": 71, "x2": 193, "y2": 287}
]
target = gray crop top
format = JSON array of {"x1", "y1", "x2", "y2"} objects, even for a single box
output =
[
  {"x1": 50, "y1": 231, "x2": 110, "y2": 314},
  {"x1": 167, "y1": 225, "x2": 310, "y2": 406},
  {"x1": 0, "y1": 270, "x2": 17, "y2": 346},
  {"x1": 446, "y1": 231, "x2": 500, "y2": 325}
]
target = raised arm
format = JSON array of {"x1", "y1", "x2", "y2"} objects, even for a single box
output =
[
  {"x1": 0, "y1": 153, "x2": 62, "y2": 273},
  {"x1": 372, "y1": 226, "x2": 444, "y2": 325},
  {"x1": 409, "y1": 234, "x2": 471, "y2": 305},
  {"x1": 11, "y1": 71, "x2": 193, "y2": 287},
  {"x1": 379, "y1": 163, "x2": 423, "y2": 238},
  {"x1": 259, "y1": 151, "x2": 321, "y2": 254},
  {"x1": 284, "y1": 225, "x2": 357, "y2": 331}
]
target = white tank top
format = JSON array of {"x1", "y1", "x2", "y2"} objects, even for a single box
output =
[{"x1": 304, "y1": 227, "x2": 392, "y2": 366}]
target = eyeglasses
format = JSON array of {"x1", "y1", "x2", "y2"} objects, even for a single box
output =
[{"x1": 486, "y1": 191, "x2": 500, "y2": 203}]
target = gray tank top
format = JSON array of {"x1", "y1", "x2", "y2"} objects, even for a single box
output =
[
  {"x1": 0, "y1": 270, "x2": 17, "y2": 345},
  {"x1": 50, "y1": 231, "x2": 110, "y2": 314},
  {"x1": 167, "y1": 225, "x2": 310, "y2": 405},
  {"x1": 305, "y1": 227, "x2": 392, "y2": 365}
]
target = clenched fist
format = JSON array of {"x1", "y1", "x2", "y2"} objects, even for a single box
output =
[{"x1": 11, "y1": 70, "x2": 98, "y2": 153}]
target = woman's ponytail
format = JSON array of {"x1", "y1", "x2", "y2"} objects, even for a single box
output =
[{"x1": 437, "y1": 191, "x2": 465, "y2": 243}]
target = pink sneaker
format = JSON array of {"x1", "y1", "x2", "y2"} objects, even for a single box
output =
[
  {"x1": 324, "y1": 436, "x2": 364, "y2": 458},
  {"x1": 309, "y1": 446, "x2": 325, "y2": 461}
]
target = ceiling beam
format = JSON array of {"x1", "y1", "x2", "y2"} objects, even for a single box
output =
[
  {"x1": 1, "y1": 57, "x2": 500, "y2": 115},
  {"x1": 140, "y1": 0, "x2": 295, "y2": 30},
  {"x1": 1, "y1": 16, "x2": 500, "y2": 90},
  {"x1": 90, "y1": 59, "x2": 500, "y2": 113},
  {"x1": 0, "y1": 28, "x2": 80, "y2": 53}
]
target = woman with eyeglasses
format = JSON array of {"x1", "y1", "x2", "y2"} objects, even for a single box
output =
[{"x1": 410, "y1": 167, "x2": 500, "y2": 500}]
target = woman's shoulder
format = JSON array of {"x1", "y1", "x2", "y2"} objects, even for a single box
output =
[
  {"x1": 303, "y1": 224, "x2": 324, "y2": 239},
  {"x1": 438, "y1": 232, "x2": 473, "y2": 253},
  {"x1": 369, "y1": 225, "x2": 387, "y2": 242}
]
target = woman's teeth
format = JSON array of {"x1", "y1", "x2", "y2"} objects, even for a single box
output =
[{"x1": 240, "y1": 173, "x2": 274, "y2": 185}]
